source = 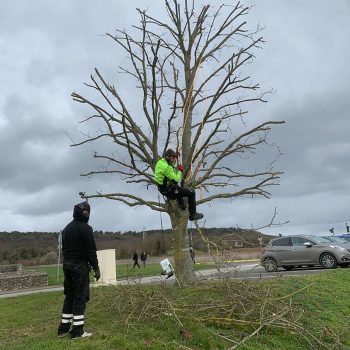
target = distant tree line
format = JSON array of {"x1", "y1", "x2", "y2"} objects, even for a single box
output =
[{"x1": 0, "y1": 228, "x2": 273, "y2": 265}]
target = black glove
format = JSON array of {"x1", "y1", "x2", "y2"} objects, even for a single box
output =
[{"x1": 94, "y1": 269, "x2": 101, "y2": 281}]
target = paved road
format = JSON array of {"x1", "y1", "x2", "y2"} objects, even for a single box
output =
[
  {"x1": 0, "y1": 262, "x2": 335, "y2": 299},
  {"x1": 218, "y1": 263, "x2": 329, "y2": 280}
]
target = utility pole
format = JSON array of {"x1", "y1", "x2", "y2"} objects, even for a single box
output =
[{"x1": 142, "y1": 226, "x2": 146, "y2": 249}]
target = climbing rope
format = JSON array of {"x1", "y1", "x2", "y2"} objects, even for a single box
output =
[{"x1": 158, "y1": 193, "x2": 166, "y2": 252}]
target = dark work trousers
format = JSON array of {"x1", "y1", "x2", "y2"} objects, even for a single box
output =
[
  {"x1": 159, "y1": 185, "x2": 197, "y2": 216},
  {"x1": 133, "y1": 260, "x2": 140, "y2": 268},
  {"x1": 59, "y1": 262, "x2": 90, "y2": 336}
]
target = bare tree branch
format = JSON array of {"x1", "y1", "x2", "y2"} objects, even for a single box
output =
[
  {"x1": 84, "y1": 192, "x2": 165, "y2": 212},
  {"x1": 72, "y1": 0, "x2": 286, "y2": 283}
]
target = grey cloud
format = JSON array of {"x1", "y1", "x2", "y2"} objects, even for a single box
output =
[
  {"x1": 0, "y1": 0, "x2": 349, "y2": 234},
  {"x1": 0, "y1": 94, "x2": 72, "y2": 190},
  {"x1": 266, "y1": 90, "x2": 350, "y2": 198}
]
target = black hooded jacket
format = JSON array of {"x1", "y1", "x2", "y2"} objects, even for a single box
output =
[{"x1": 62, "y1": 202, "x2": 99, "y2": 271}]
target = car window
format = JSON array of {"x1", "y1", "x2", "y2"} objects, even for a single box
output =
[
  {"x1": 306, "y1": 236, "x2": 330, "y2": 244},
  {"x1": 272, "y1": 237, "x2": 292, "y2": 246},
  {"x1": 292, "y1": 237, "x2": 311, "y2": 246}
]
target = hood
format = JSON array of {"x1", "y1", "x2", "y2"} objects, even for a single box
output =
[{"x1": 73, "y1": 202, "x2": 91, "y2": 223}]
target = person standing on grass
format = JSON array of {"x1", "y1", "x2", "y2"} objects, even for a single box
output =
[
  {"x1": 132, "y1": 251, "x2": 140, "y2": 268},
  {"x1": 57, "y1": 201, "x2": 100, "y2": 339},
  {"x1": 140, "y1": 251, "x2": 147, "y2": 268}
]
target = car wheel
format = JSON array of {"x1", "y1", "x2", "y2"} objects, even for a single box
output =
[
  {"x1": 264, "y1": 257, "x2": 278, "y2": 272},
  {"x1": 282, "y1": 266, "x2": 293, "y2": 271},
  {"x1": 320, "y1": 253, "x2": 337, "y2": 269}
]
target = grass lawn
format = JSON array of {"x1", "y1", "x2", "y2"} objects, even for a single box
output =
[
  {"x1": 26, "y1": 262, "x2": 217, "y2": 286},
  {"x1": 1, "y1": 270, "x2": 350, "y2": 349}
]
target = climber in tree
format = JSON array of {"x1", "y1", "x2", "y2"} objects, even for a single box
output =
[{"x1": 154, "y1": 149, "x2": 204, "y2": 221}]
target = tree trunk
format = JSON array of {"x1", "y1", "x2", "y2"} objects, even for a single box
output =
[{"x1": 166, "y1": 200, "x2": 196, "y2": 286}]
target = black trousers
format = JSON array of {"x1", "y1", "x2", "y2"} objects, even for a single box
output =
[
  {"x1": 159, "y1": 185, "x2": 197, "y2": 216},
  {"x1": 60, "y1": 262, "x2": 90, "y2": 334}
]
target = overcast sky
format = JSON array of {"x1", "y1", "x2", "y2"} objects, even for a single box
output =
[{"x1": 0, "y1": 0, "x2": 349, "y2": 236}]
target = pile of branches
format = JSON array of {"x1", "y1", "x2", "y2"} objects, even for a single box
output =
[{"x1": 92, "y1": 275, "x2": 343, "y2": 350}]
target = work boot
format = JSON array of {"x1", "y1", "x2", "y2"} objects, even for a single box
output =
[
  {"x1": 71, "y1": 332, "x2": 92, "y2": 339},
  {"x1": 70, "y1": 325, "x2": 85, "y2": 339},
  {"x1": 189, "y1": 213, "x2": 204, "y2": 221},
  {"x1": 57, "y1": 323, "x2": 71, "y2": 337},
  {"x1": 70, "y1": 325, "x2": 92, "y2": 339}
]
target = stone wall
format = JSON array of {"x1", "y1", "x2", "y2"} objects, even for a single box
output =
[
  {"x1": 0, "y1": 264, "x2": 23, "y2": 274},
  {"x1": 0, "y1": 264, "x2": 48, "y2": 293}
]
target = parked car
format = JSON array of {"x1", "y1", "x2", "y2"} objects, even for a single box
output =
[{"x1": 261, "y1": 235, "x2": 350, "y2": 272}]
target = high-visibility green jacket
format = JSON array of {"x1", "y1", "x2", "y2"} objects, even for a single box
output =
[{"x1": 154, "y1": 158, "x2": 182, "y2": 186}]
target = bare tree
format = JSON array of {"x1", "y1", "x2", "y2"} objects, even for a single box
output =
[{"x1": 71, "y1": 0, "x2": 284, "y2": 285}]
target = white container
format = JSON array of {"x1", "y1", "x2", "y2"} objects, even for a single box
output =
[
  {"x1": 160, "y1": 258, "x2": 174, "y2": 278},
  {"x1": 96, "y1": 249, "x2": 116, "y2": 284}
]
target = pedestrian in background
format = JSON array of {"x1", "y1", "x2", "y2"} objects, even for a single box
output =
[
  {"x1": 132, "y1": 251, "x2": 140, "y2": 268},
  {"x1": 140, "y1": 251, "x2": 147, "y2": 268}
]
